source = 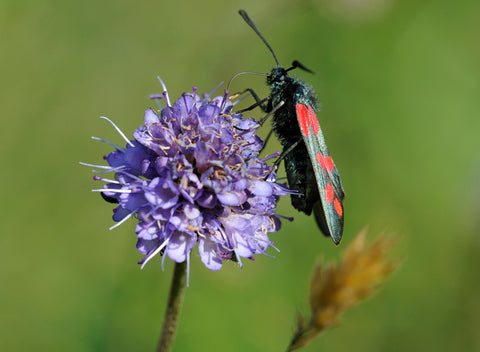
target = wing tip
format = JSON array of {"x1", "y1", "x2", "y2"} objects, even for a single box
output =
[{"x1": 331, "y1": 232, "x2": 343, "y2": 246}]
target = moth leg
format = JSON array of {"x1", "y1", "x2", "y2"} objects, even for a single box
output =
[
  {"x1": 257, "y1": 101, "x2": 284, "y2": 126},
  {"x1": 259, "y1": 102, "x2": 285, "y2": 151},
  {"x1": 233, "y1": 88, "x2": 270, "y2": 113},
  {"x1": 263, "y1": 129, "x2": 273, "y2": 147},
  {"x1": 273, "y1": 137, "x2": 303, "y2": 169},
  {"x1": 264, "y1": 137, "x2": 303, "y2": 180},
  {"x1": 229, "y1": 88, "x2": 253, "y2": 100}
]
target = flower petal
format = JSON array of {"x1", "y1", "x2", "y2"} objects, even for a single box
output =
[
  {"x1": 144, "y1": 108, "x2": 160, "y2": 125},
  {"x1": 199, "y1": 237, "x2": 223, "y2": 271},
  {"x1": 167, "y1": 232, "x2": 197, "y2": 263}
]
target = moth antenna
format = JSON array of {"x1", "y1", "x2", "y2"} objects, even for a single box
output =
[
  {"x1": 286, "y1": 60, "x2": 315, "y2": 74},
  {"x1": 239, "y1": 10, "x2": 280, "y2": 67},
  {"x1": 227, "y1": 71, "x2": 267, "y2": 92}
]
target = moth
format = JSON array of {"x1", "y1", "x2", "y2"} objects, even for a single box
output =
[{"x1": 239, "y1": 10, "x2": 345, "y2": 244}]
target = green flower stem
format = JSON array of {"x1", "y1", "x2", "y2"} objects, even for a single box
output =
[{"x1": 156, "y1": 261, "x2": 187, "y2": 352}]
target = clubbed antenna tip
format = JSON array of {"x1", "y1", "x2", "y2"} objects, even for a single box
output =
[{"x1": 239, "y1": 9, "x2": 280, "y2": 67}]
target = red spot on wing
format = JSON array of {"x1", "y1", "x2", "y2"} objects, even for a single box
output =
[
  {"x1": 316, "y1": 152, "x2": 325, "y2": 169},
  {"x1": 307, "y1": 105, "x2": 320, "y2": 136},
  {"x1": 325, "y1": 183, "x2": 334, "y2": 203},
  {"x1": 324, "y1": 156, "x2": 334, "y2": 173},
  {"x1": 334, "y1": 198, "x2": 343, "y2": 217},
  {"x1": 296, "y1": 104, "x2": 310, "y2": 138}
]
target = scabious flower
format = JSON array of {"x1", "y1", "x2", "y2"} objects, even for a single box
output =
[{"x1": 84, "y1": 80, "x2": 294, "y2": 276}]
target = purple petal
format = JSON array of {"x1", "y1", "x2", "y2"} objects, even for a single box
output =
[
  {"x1": 183, "y1": 203, "x2": 200, "y2": 220},
  {"x1": 198, "y1": 238, "x2": 223, "y2": 271},
  {"x1": 118, "y1": 191, "x2": 146, "y2": 211},
  {"x1": 144, "y1": 108, "x2": 160, "y2": 125},
  {"x1": 136, "y1": 237, "x2": 160, "y2": 255},
  {"x1": 135, "y1": 222, "x2": 159, "y2": 240},
  {"x1": 112, "y1": 206, "x2": 130, "y2": 222},
  {"x1": 166, "y1": 232, "x2": 197, "y2": 263},
  {"x1": 217, "y1": 191, "x2": 246, "y2": 206},
  {"x1": 250, "y1": 181, "x2": 273, "y2": 197},
  {"x1": 196, "y1": 189, "x2": 217, "y2": 208},
  {"x1": 145, "y1": 177, "x2": 179, "y2": 209}
]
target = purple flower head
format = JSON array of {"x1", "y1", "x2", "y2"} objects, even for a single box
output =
[{"x1": 84, "y1": 80, "x2": 294, "y2": 278}]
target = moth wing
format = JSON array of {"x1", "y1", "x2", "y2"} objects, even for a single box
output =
[{"x1": 295, "y1": 103, "x2": 344, "y2": 244}]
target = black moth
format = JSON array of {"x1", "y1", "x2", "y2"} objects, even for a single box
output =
[{"x1": 239, "y1": 10, "x2": 345, "y2": 244}]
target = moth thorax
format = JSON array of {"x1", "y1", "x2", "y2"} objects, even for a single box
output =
[{"x1": 267, "y1": 67, "x2": 287, "y2": 85}]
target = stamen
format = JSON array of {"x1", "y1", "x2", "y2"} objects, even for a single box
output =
[
  {"x1": 79, "y1": 162, "x2": 114, "y2": 170},
  {"x1": 99, "y1": 116, "x2": 135, "y2": 147},
  {"x1": 261, "y1": 151, "x2": 281, "y2": 162},
  {"x1": 91, "y1": 136, "x2": 125, "y2": 152},
  {"x1": 109, "y1": 210, "x2": 136, "y2": 230},
  {"x1": 90, "y1": 166, "x2": 125, "y2": 174},
  {"x1": 93, "y1": 175, "x2": 119, "y2": 183},
  {"x1": 148, "y1": 93, "x2": 164, "y2": 100},
  {"x1": 92, "y1": 188, "x2": 132, "y2": 193},
  {"x1": 140, "y1": 239, "x2": 169, "y2": 269},
  {"x1": 186, "y1": 253, "x2": 191, "y2": 287},
  {"x1": 234, "y1": 249, "x2": 243, "y2": 269},
  {"x1": 242, "y1": 232, "x2": 274, "y2": 247},
  {"x1": 206, "y1": 81, "x2": 224, "y2": 99},
  {"x1": 219, "y1": 90, "x2": 229, "y2": 111},
  {"x1": 231, "y1": 92, "x2": 251, "y2": 106},
  {"x1": 115, "y1": 170, "x2": 145, "y2": 182},
  {"x1": 182, "y1": 93, "x2": 190, "y2": 114},
  {"x1": 269, "y1": 241, "x2": 280, "y2": 252},
  {"x1": 148, "y1": 93, "x2": 164, "y2": 109},
  {"x1": 275, "y1": 214, "x2": 295, "y2": 222},
  {"x1": 156, "y1": 76, "x2": 171, "y2": 107},
  {"x1": 161, "y1": 249, "x2": 167, "y2": 271}
]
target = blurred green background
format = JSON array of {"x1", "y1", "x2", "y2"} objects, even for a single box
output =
[{"x1": 1, "y1": 0, "x2": 479, "y2": 351}]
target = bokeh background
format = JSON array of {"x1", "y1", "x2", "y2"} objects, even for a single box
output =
[{"x1": 1, "y1": 0, "x2": 479, "y2": 351}]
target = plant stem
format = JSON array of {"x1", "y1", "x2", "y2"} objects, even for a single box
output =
[{"x1": 156, "y1": 261, "x2": 187, "y2": 352}]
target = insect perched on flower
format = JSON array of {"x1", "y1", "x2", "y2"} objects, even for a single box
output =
[
  {"x1": 82, "y1": 80, "x2": 295, "y2": 279},
  {"x1": 239, "y1": 10, "x2": 345, "y2": 245}
]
